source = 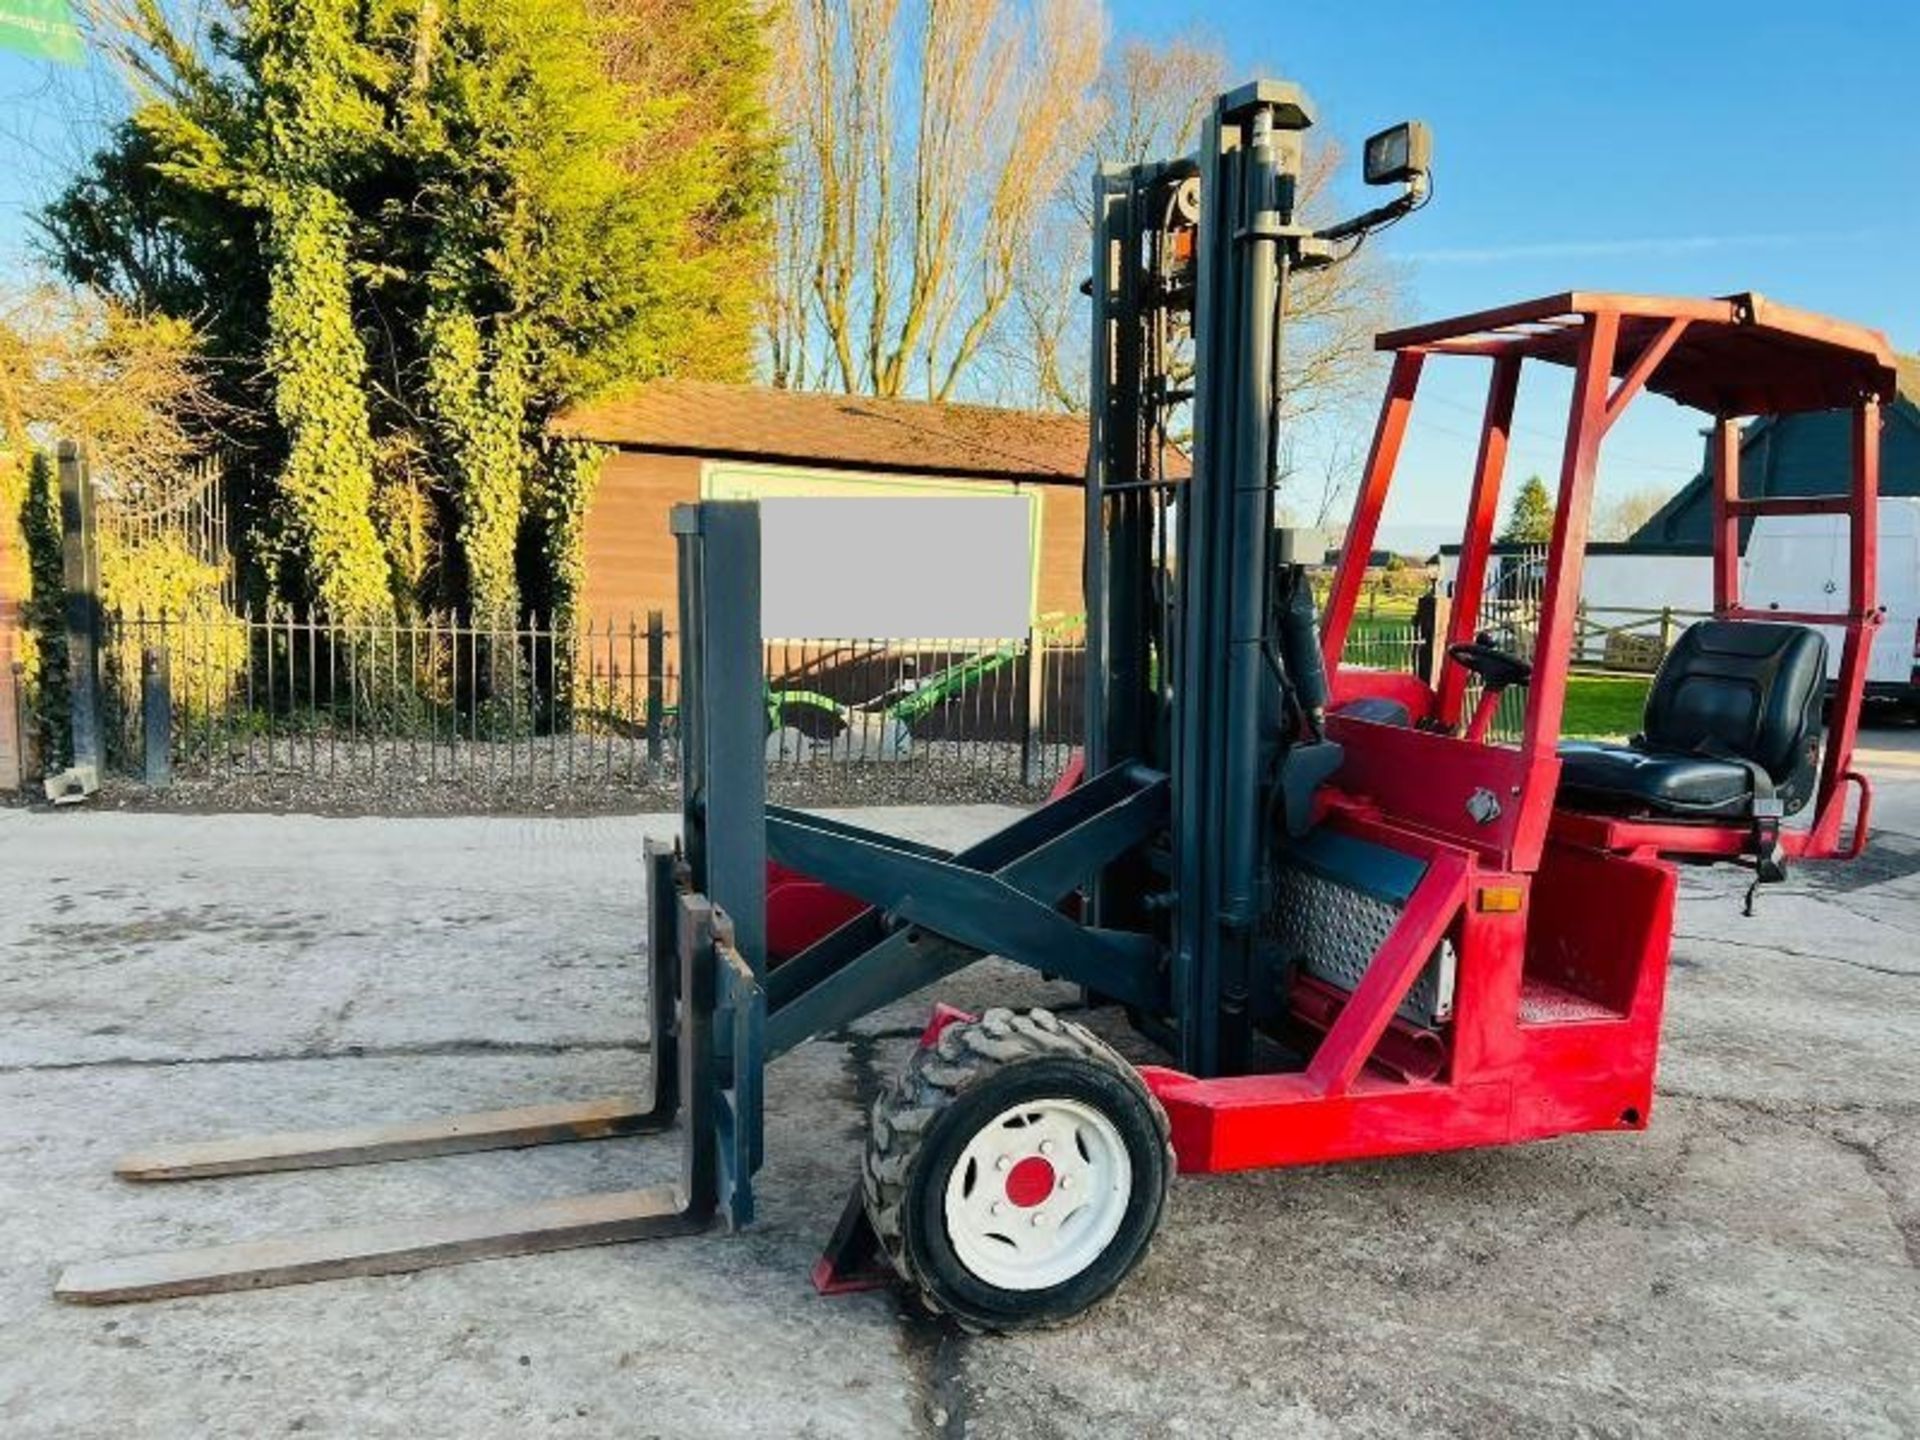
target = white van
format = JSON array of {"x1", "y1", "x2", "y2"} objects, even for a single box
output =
[{"x1": 1742, "y1": 497, "x2": 1920, "y2": 709}]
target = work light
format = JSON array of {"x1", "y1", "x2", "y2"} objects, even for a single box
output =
[{"x1": 1363, "y1": 121, "x2": 1431, "y2": 187}]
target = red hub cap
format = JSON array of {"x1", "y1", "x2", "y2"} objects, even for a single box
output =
[{"x1": 1004, "y1": 1155, "x2": 1056, "y2": 1208}]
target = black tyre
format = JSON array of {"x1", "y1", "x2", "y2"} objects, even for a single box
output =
[{"x1": 862, "y1": 1007, "x2": 1173, "y2": 1332}]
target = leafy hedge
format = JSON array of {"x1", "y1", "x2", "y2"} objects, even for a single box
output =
[{"x1": 45, "y1": 0, "x2": 772, "y2": 624}]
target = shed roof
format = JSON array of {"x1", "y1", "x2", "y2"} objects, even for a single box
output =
[{"x1": 551, "y1": 380, "x2": 1091, "y2": 484}]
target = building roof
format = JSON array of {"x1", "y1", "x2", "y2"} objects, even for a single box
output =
[
  {"x1": 551, "y1": 380, "x2": 1092, "y2": 484},
  {"x1": 1626, "y1": 351, "x2": 1920, "y2": 548}
]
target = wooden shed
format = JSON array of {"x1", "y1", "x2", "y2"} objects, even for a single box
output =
[{"x1": 550, "y1": 381, "x2": 1092, "y2": 639}]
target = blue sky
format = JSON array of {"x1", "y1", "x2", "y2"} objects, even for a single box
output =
[
  {"x1": 1, "y1": 4, "x2": 1915, "y2": 548},
  {"x1": 1110, "y1": 0, "x2": 1920, "y2": 546}
]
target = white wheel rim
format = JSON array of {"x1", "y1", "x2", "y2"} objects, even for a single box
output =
[{"x1": 942, "y1": 1096, "x2": 1132, "y2": 1291}]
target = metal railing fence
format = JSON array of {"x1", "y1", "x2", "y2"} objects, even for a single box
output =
[
  {"x1": 93, "y1": 452, "x2": 240, "y2": 609},
  {"x1": 95, "y1": 608, "x2": 1086, "y2": 799},
  {"x1": 75, "y1": 588, "x2": 1700, "y2": 802}
]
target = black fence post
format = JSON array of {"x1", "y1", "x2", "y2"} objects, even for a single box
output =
[
  {"x1": 143, "y1": 644, "x2": 173, "y2": 789},
  {"x1": 57, "y1": 441, "x2": 102, "y2": 779},
  {"x1": 645, "y1": 609, "x2": 665, "y2": 768},
  {"x1": 1413, "y1": 592, "x2": 1438, "y2": 685},
  {"x1": 7, "y1": 660, "x2": 29, "y2": 790},
  {"x1": 1020, "y1": 624, "x2": 1044, "y2": 787}
]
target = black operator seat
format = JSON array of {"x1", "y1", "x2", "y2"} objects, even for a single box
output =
[{"x1": 1556, "y1": 621, "x2": 1827, "y2": 819}]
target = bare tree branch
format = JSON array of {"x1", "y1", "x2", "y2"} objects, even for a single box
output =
[
  {"x1": 767, "y1": 0, "x2": 1107, "y2": 401},
  {"x1": 999, "y1": 32, "x2": 1405, "y2": 428}
]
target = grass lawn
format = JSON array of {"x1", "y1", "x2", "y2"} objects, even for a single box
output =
[
  {"x1": 1347, "y1": 592, "x2": 1422, "y2": 624},
  {"x1": 1561, "y1": 672, "x2": 1650, "y2": 739}
]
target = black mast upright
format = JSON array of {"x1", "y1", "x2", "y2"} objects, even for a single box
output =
[{"x1": 1172, "y1": 82, "x2": 1313, "y2": 1076}]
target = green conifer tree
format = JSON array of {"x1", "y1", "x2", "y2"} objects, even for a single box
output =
[{"x1": 1500, "y1": 475, "x2": 1557, "y2": 545}]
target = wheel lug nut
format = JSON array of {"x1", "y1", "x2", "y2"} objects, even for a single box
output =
[
  {"x1": 1039, "y1": 1141, "x2": 1055, "y2": 1156},
  {"x1": 990, "y1": 1201, "x2": 1003, "y2": 1216},
  {"x1": 995, "y1": 1156, "x2": 1011, "y2": 1172},
  {"x1": 1059, "y1": 1176, "x2": 1072, "y2": 1190},
  {"x1": 1031, "y1": 1213, "x2": 1046, "y2": 1227}
]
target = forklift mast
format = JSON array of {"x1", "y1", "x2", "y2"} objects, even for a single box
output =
[{"x1": 1087, "y1": 83, "x2": 1354, "y2": 1075}]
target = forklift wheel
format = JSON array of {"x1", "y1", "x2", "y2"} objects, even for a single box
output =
[{"x1": 862, "y1": 1008, "x2": 1172, "y2": 1332}]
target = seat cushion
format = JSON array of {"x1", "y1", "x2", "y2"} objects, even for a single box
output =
[
  {"x1": 1556, "y1": 741, "x2": 1756, "y2": 818},
  {"x1": 1642, "y1": 621, "x2": 1826, "y2": 785},
  {"x1": 1556, "y1": 621, "x2": 1827, "y2": 822}
]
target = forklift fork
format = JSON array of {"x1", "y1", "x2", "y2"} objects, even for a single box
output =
[
  {"x1": 54, "y1": 847, "x2": 762, "y2": 1305},
  {"x1": 52, "y1": 502, "x2": 1165, "y2": 1307}
]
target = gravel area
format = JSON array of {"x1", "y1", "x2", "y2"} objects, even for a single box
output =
[
  {"x1": 24, "y1": 740, "x2": 1065, "y2": 816},
  {"x1": 2, "y1": 741, "x2": 1916, "y2": 1436}
]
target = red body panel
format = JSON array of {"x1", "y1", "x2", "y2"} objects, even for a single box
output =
[
  {"x1": 1323, "y1": 715, "x2": 1549, "y2": 869},
  {"x1": 765, "y1": 862, "x2": 867, "y2": 964},
  {"x1": 1141, "y1": 826, "x2": 1675, "y2": 1175}
]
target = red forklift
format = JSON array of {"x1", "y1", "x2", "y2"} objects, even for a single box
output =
[{"x1": 57, "y1": 79, "x2": 1892, "y2": 1333}]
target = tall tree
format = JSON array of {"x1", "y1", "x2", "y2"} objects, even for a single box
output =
[
  {"x1": 591, "y1": 0, "x2": 772, "y2": 386},
  {"x1": 0, "y1": 286, "x2": 226, "y2": 506},
  {"x1": 1500, "y1": 474, "x2": 1557, "y2": 544},
  {"x1": 249, "y1": 0, "x2": 392, "y2": 620},
  {"x1": 1593, "y1": 486, "x2": 1669, "y2": 542},
  {"x1": 1001, "y1": 36, "x2": 1223, "y2": 410},
  {"x1": 1003, "y1": 34, "x2": 1404, "y2": 421}
]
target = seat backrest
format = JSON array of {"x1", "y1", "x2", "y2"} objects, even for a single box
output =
[{"x1": 1641, "y1": 621, "x2": 1827, "y2": 784}]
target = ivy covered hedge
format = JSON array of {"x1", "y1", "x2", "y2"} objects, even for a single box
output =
[
  {"x1": 6, "y1": 453, "x2": 70, "y2": 767},
  {"x1": 41, "y1": 0, "x2": 772, "y2": 625}
]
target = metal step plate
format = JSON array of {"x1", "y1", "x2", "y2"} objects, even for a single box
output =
[{"x1": 1267, "y1": 829, "x2": 1454, "y2": 1027}]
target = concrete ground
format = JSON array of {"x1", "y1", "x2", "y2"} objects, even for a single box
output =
[{"x1": 3, "y1": 733, "x2": 1919, "y2": 1438}]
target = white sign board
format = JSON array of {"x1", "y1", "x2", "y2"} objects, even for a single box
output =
[
  {"x1": 754, "y1": 496, "x2": 1035, "y2": 639},
  {"x1": 700, "y1": 463, "x2": 1038, "y2": 639}
]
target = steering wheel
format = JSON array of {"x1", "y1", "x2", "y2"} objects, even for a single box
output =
[{"x1": 1447, "y1": 637, "x2": 1533, "y2": 690}]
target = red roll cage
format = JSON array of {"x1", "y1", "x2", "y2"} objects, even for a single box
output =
[{"x1": 1317, "y1": 292, "x2": 1898, "y2": 870}]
